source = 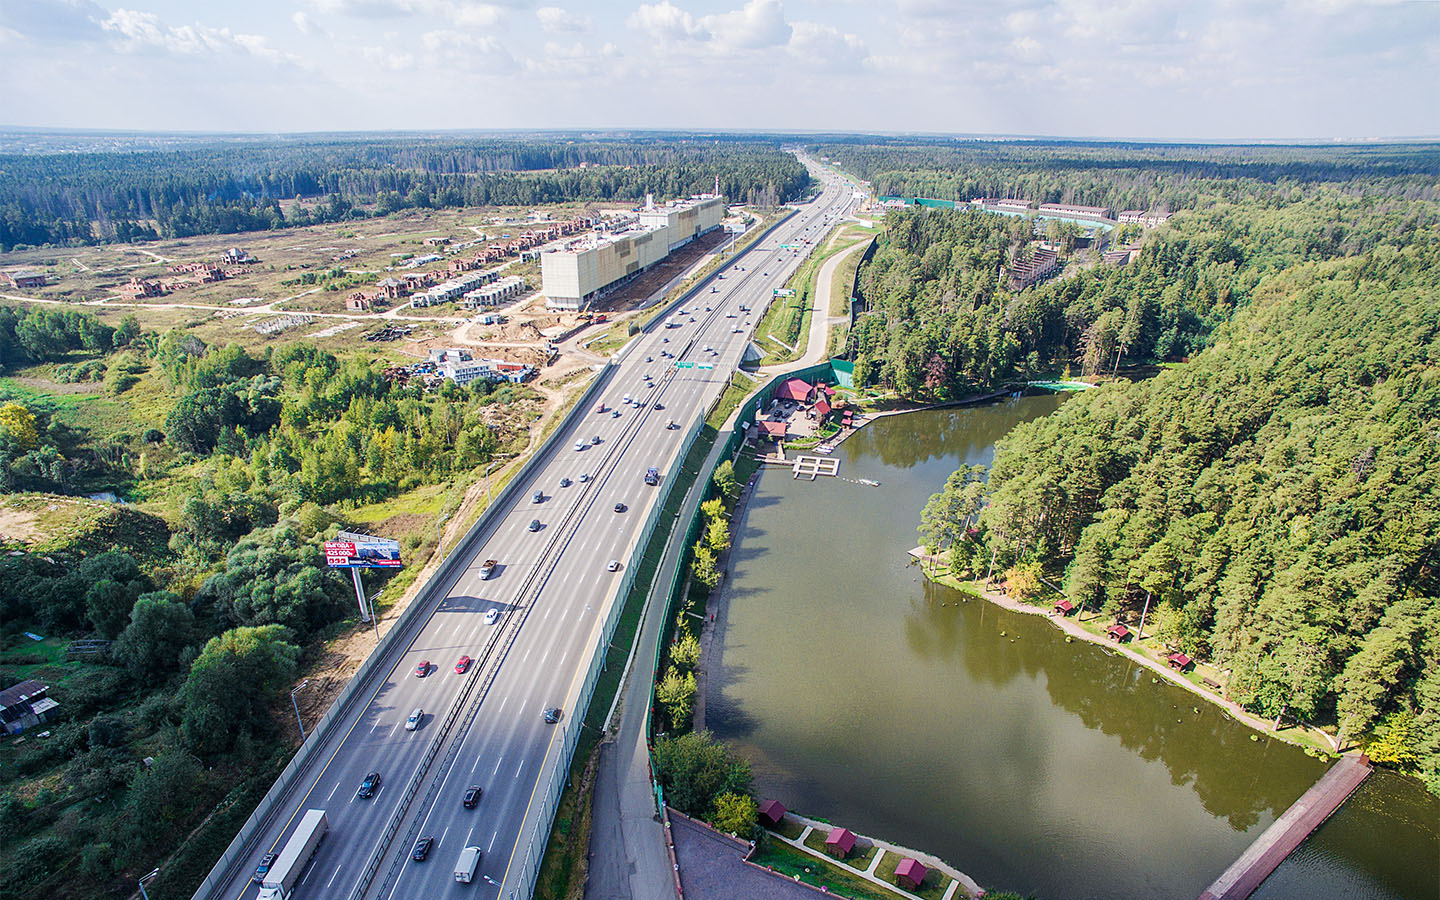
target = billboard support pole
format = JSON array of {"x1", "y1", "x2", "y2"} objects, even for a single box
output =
[{"x1": 352, "y1": 568, "x2": 370, "y2": 623}]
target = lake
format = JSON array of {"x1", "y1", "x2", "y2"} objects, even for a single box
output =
[{"x1": 705, "y1": 396, "x2": 1439, "y2": 900}]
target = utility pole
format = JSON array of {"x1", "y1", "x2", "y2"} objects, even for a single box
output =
[{"x1": 138, "y1": 868, "x2": 159, "y2": 900}]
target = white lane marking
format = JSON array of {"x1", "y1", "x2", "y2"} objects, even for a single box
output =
[
  {"x1": 471, "y1": 754, "x2": 482, "y2": 774},
  {"x1": 515, "y1": 760, "x2": 524, "y2": 778},
  {"x1": 388, "y1": 722, "x2": 399, "y2": 738},
  {"x1": 369, "y1": 719, "x2": 381, "y2": 733},
  {"x1": 372, "y1": 783, "x2": 385, "y2": 802},
  {"x1": 326, "y1": 863, "x2": 343, "y2": 887},
  {"x1": 442, "y1": 826, "x2": 450, "y2": 846},
  {"x1": 493, "y1": 755, "x2": 504, "y2": 775},
  {"x1": 497, "y1": 697, "x2": 507, "y2": 715},
  {"x1": 327, "y1": 782, "x2": 340, "y2": 802},
  {"x1": 488, "y1": 830, "x2": 499, "y2": 852},
  {"x1": 467, "y1": 827, "x2": 476, "y2": 845}
]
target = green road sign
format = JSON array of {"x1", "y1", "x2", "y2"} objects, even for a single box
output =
[
  {"x1": 675, "y1": 361, "x2": 695, "y2": 369},
  {"x1": 698, "y1": 363, "x2": 715, "y2": 370}
]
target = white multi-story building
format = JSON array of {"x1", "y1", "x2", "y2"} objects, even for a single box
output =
[{"x1": 541, "y1": 195, "x2": 724, "y2": 311}]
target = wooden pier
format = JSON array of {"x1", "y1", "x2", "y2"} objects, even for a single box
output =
[{"x1": 1197, "y1": 754, "x2": 1372, "y2": 900}]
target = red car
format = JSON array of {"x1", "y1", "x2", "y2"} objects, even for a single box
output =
[
  {"x1": 414, "y1": 661, "x2": 430, "y2": 677},
  {"x1": 455, "y1": 656, "x2": 471, "y2": 675}
]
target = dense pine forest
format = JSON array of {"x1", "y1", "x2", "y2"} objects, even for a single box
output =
[
  {"x1": 880, "y1": 142, "x2": 1440, "y2": 791},
  {"x1": 0, "y1": 136, "x2": 809, "y2": 250}
]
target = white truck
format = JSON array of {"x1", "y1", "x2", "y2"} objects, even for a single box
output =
[
  {"x1": 454, "y1": 846, "x2": 482, "y2": 883},
  {"x1": 479, "y1": 559, "x2": 497, "y2": 579},
  {"x1": 257, "y1": 809, "x2": 328, "y2": 900}
]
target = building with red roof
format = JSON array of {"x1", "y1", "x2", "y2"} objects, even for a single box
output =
[
  {"x1": 824, "y1": 827, "x2": 856, "y2": 859},
  {"x1": 757, "y1": 420, "x2": 788, "y2": 440},
  {"x1": 1106, "y1": 624, "x2": 1132, "y2": 642},
  {"x1": 1167, "y1": 652, "x2": 1192, "y2": 670},
  {"x1": 757, "y1": 799, "x2": 786, "y2": 828},
  {"x1": 1053, "y1": 599, "x2": 1075, "y2": 615},
  {"x1": 895, "y1": 858, "x2": 928, "y2": 890},
  {"x1": 813, "y1": 398, "x2": 832, "y2": 420},
  {"x1": 773, "y1": 377, "x2": 816, "y2": 404}
]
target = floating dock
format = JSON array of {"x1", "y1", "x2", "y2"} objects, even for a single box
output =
[
  {"x1": 1196, "y1": 754, "x2": 1372, "y2": 900},
  {"x1": 792, "y1": 455, "x2": 840, "y2": 480}
]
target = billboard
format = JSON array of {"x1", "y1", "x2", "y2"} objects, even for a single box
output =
[{"x1": 324, "y1": 537, "x2": 402, "y2": 569}]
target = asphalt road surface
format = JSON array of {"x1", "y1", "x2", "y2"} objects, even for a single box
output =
[{"x1": 204, "y1": 161, "x2": 855, "y2": 900}]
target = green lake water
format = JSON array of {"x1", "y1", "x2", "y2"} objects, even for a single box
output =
[{"x1": 705, "y1": 396, "x2": 1439, "y2": 900}]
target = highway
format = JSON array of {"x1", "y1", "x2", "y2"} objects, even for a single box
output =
[{"x1": 203, "y1": 158, "x2": 856, "y2": 900}]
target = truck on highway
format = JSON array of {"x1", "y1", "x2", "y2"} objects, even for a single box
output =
[
  {"x1": 455, "y1": 846, "x2": 482, "y2": 883},
  {"x1": 479, "y1": 559, "x2": 497, "y2": 579},
  {"x1": 644, "y1": 467, "x2": 660, "y2": 486},
  {"x1": 257, "y1": 809, "x2": 328, "y2": 900}
]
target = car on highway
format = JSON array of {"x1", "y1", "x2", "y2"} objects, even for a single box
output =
[
  {"x1": 763, "y1": 272, "x2": 768, "y2": 276},
  {"x1": 591, "y1": 435, "x2": 601, "y2": 444},
  {"x1": 543, "y1": 707, "x2": 563, "y2": 724},
  {"x1": 412, "y1": 836, "x2": 434, "y2": 861},
  {"x1": 666, "y1": 419, "x2": 676, "y2": 429},
  {"x1": 613, "y1": 502, "x2": 627, "y2": 513},
  {"x1": 594, "y1": 403, "x2": 606, "y2": 413},
  {"x1": 455, "y1": 655, "x2": 472, "y2": 673},
  {"x1": 655, "y1": 402, "x2": 665, "y2": 410},
  {"x1": 579, "y1": 473, "x2": 590, "y2": 483},
  {"x1": 528, "y1": 518, "x2": 541, "y2": 532},
  {"x1": 711, "y1": 286, "x2": 718, "y2": 292},
  {"x1": 732, "y1": 327, "x2": 741, "y2": 333},
  {"x1": 463, "y1": 785, "x2": 483, "y2": 808},
  {"x1": 646, "y1": 356, "x2": 653, "y2": 362},
  {"x1": 415, "y1": 661, "x2": 430, "y2": 677},
  {"x1": 574, "y1": 441, "x2": 585, "y2": 451},
  {"x1": 532, "y1": 490, "x2": 544, "y2": 503},
  {"x1": 703, "y1": 345, "x2": 712, "y2": 352},
  {"x1": 611, "y1": 409, "x2": 620, "y2": 418},
  {"x1": 484, "y1": 608, "x2": 499, "y2": 625},
  {"x1": 559, "y1": 477, "x2": 572, "y2": 487},
  {"x1": 406, "y1": 708, "x2": 423, "y2": 731},
  {"x1": 607, "y1": 559, "x2": 621, "y2": 572},
  {"x1": 254, "y1": 852, "x2": 278, "y2": 882},
  {"x1": 357, "y1": 771, "x2": 382, "y2": 799}
]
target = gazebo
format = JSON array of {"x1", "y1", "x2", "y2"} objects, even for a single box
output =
[
  {"x1": 1053, "y1": 599, "x2": 1075, "y2": 616},
  {"x1": 1106, "y1": 623, "x2": 1132, "y2": 642},
  {"x1": 1166, "y1": 652, "x2": 1193, "y2": 671},
  {"x1": 824, "y1": 827, "x2": 856, "y2": 859},
  {"x1": 895, "y1": 857, "x2": 928, "y2": 890},
  {"x1": 774, "y1": 377, "x2": 816, "y2": 404},
  {"x1": 757, "y1": 799, "x2": 786, "y2": 828},
  {"x1": 757, "y1": 420, "x2": 788, "y2": 441}
]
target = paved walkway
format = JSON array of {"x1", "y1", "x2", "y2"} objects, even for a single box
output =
[
  {"x1": 777, "y1": 815, "x2": 984, "y2": 900},
  {"x1": 797, "y1": 238, "x2": 867, "y2": 368}
]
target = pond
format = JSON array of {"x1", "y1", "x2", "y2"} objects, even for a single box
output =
[{"x1": 705, "y1": 396, "x2": 1439, "y2": 900}]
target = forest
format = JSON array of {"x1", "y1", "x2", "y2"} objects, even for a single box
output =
[
  {"x1": 886, "y1": 144, "x2": 1440, "y2": 791},
  {"x1": 0, "y1": 304, "x2": 537, "y2": 899},
  {"x1": 0, "y1": 136, "x2": 809, "y2": 250}
]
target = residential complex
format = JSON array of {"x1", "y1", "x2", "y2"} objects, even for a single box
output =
[{"x1": 540, "y1": 194, "x2": 724, "y2": 311}]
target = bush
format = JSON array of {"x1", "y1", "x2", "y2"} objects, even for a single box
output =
[
  {"x1": 142, "y1": 428, "x2": 164, "y2": 444},
  {"x1": 709, "y1": 792, "x2": 758, "y2": 837},
  {"x1": 653, "y1": 731, "x2": 751, "y2": 820}
]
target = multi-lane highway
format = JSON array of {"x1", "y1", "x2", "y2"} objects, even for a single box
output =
[{"x1": 203, "y1": 157, "x2": 856, "y2": 900}]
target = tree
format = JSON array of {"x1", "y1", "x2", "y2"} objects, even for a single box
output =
[
  {"x1": 670, "y1": 630, "x2": 701, "y2": 671},
  {"x1": 115, "y1": 592, "x2": 197, "y2": 682},
  {"x1": 85, "y1": 580, "x2": 138, "y2": 640},
  {"x1": 704, "y1": 516, "x2": 731, "y2": 555},
  {"x1": 181, "y1": 624, "x2": 299, "y2": 755},
  {"x1": 690, "y1": 541, "x2": 721, "y2": 592},
  {"x1": 655, "y1": 668, "x2": 696, "y2": 732},
  {"x1": 194, "y1": 520, "x2": 348, "y2": 637},
  {"x1": 710, "y1": 792, "x2": 758, "y2": 837},
  {"x1": 88, "y1": 715, "x2": 128, "y2": 748},
  {"x1": 712, "y1": 460, "x2": 739, "y2": 501},
  {"x1": 0, "y1": 403, "x2": 38, "y2": 450},
  {"x1": 122, "y1": 750, "x2": 202, "y2": 851},
  {"x1": 653, "y1": 731, "x2": 751, "y2": 819}
]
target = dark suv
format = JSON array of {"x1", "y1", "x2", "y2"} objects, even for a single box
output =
[
  {"x1": 412, "y1": 836, "x2": 434, "y2": 861},
  {"x1": 357, "y1": 771, "x2": 381, "y2": 799},
  {"x1": 463, "y1": 785, "x2": 483, "y2": 808}
]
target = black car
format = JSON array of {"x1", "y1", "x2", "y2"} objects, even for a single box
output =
[
  {"x1": 463, "y1": 785, "x2": 483, "y2": 808},
  {"x1": 357, "y1": 771, "x2": 381, "y2": 799},
  {"x1": 613, "y1": 502, "x2": 627, "y2": 513},
  {"x1": 255, "y1": 852, "x2": 278, "y2": 882},
  {"x1": 412, "y1": 836, "x2": 434, "y2": 861},
  {"x1": 560, "y1": 477, "x2": 572, "y2": 487},
  {"x1": 543, "y1": 707, "x2": 563, "y2": 724}
]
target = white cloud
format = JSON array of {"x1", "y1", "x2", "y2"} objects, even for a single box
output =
[
  {"x1": 699, "y1": 0, "x2": 791, "y2": 50},
  {"x1": 309, "y1": 0, "x2": 505, "y2": 27},
  {"x1": 292, "y1": 11, "x2": 319, "y2": 35},
  {"x1": 787, "y1": 21, "x2": 867, "y2": 71},
  {"x1": 525, "y1": 39, "x2": 622, "y2": 77},
  {"x1": 536, "y1": 6, "x2": 590, "y2": 33},
  {"x1": 361, "y1": 44, "x2": 415, "y2": 69},
  {"x1": 628, "y1": 1, "x2": 706, "y2": 43},
  {"x1": 419, "y1": 28, "x2": 516, "y2": 71}
]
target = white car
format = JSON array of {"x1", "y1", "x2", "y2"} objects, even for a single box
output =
[
  {"x1": 406, "y1": 708, "x2": 423, "y2": 731},
  {"x1": 574, "y1": 441, "x2": 585, "y2": 451},
  {"x1": 484, "y1": 608, "x2": 499, "y2": 625},
  {"x1": 606, "y1": 560, "x2": 621, "y2": 572}
]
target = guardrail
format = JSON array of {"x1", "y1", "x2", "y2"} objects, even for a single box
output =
[{"x1": 190, "y1": 362, "x2": 617, "y2": 900}]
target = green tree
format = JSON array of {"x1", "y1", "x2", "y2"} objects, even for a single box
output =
[
  {"x1": 712, "y1": 460, "x2": 739, "y2": 501},
  {"x1": 690, "y1": 541, "x2": 721, "y2": 591},
  {"x1": 653, "y1": 731, "x2": 751, "y2": 819},
  {"x1": 122, "y1": 750, "x2": 203, "y2": 851},
  {"x1": 710, "y1": 792, "x2": 758, "y2": 837},
  {"x1": 656, "y1": 667, "x2": 697, "y2": 732},
  {"x1": 115, "y1": 592, "x2": 197, "y2": 682},
  {"x1": 180, "y1": 624, "x2": 299, "y2": 756},
  {"x1": 670, "y1": 630, "x2": 701, "y2": 671}
]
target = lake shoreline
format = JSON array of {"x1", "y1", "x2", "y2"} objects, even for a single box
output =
[{"x1": 908, "y1": 549, "x2": 1346, "y2": 758}]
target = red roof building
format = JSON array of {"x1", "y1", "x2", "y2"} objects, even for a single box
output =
[
  {"x1": 774, "y1": 377, "x2": 816, "y2": 404},
  {"x1": 824, "y1": 827, "x2": 856, "y2": 859},
  {"x1": 1053, "y1": 599, "x2": 1075, "y2": 615},
  {"x1": 814, "y1": 398, "x2": 832, "y2": 420},
  {"x1": 757, "y1": 799, "x2": 786, "y2": 828},
  {"x1": 895, "y1": 858, "x2": 928, "y2": 890},
  {"x1": 758, "y1": 421, "x2": 788, "y2": 440},
  {"x1": 1167, "y1": 652, "x2": 1192, "y2": 670},
  {"x1": 1106, "y1": 624, "x2": 1132, "y2": 642}
]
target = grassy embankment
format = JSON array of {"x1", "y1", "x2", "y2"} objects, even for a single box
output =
[{"x1": 752, "y1": 225, "x2": 873, "y2": 366}]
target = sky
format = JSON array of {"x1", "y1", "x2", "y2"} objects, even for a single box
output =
[{"x1": 0, "y1": 0, "x2": 1437, "y2": 140}]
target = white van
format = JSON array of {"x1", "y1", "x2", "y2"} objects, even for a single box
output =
[{"x1": 455, "y1": 846, "x2": 482, "y2": 883}]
